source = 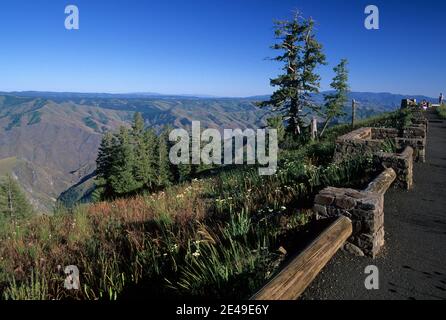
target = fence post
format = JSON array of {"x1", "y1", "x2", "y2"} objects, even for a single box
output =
[{"x1": 351, "y1": 99, "x2": 357, "y2": 129}]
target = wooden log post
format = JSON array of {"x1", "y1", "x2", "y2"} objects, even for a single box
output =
[
  {"x1": 251, "y1": 216, "x2": 352, "y2": 300},
  {"x1": 351, "y1": 99, "x2": 357, "y2": 129},
  {"x1": 365, "y1": 168, "x2": 397, "y2": 194}
]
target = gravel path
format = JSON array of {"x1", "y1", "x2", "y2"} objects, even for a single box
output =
[{"x1": 301, "y1": 110, "x2": 446, "y2": 300}]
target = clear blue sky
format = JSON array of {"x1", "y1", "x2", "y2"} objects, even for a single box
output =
[{"x1": 0, "y1": 0, "x2": 444, "y2": 97}]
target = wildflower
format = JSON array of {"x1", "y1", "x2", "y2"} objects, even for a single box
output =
[
  {"x1": 192, "y1": 251, "x2": 201, "y2": 257},
  {"x1": 281, "y1": 206, "x2": 286, "y2": 210}
]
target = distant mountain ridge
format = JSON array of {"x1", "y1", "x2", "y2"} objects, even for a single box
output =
[{"x1": 1, "y1": 90, "x2": 435, "y2": 101}]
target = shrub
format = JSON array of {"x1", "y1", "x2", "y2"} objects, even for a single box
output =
[{"x1": 437, "y1": 103, "x2": 446, "y2": 119}]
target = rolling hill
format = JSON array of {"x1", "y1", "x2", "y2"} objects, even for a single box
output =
[{"x1": 0, "y1": 94, "x2": 268, "y2": 211}]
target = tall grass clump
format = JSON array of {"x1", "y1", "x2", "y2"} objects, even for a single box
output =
[{"x1": 437, "y1": 103, "x2": 446, "y2": 119}]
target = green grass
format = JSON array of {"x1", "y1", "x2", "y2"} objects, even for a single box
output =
[
  {"x1": 3, "y1": 270, "x2": 48, "y2": 300},
  {"x1": 0, "y1": 157, "x2": 18, "y2": 176},
  {"x1": 437, "y1": 103, "x2": 446, "y2": 119}
]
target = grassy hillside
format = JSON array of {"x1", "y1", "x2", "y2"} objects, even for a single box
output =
[
  {"x1": 0, "y1": 92, "x2": 422, "y2": 212},
  {"x1": 0, "y1": 94, "x2": 270, "y2": 211},
  {"x1": 0, "y1": 110, "x2": 410, "y2": 300},
  {"x1": 0, "y1": 157, "x2": 18, "y2": 176}
]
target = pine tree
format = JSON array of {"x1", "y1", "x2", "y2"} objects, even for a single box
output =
[
  {"x1": 173, "y1": 133, "x2": 195, "y2": 183},
  {"x1": 0, "y1": 175, "x2": 33, "y2": 220},
  {"x1": 109, "y1": 126, "x2": 141, "y2": 195},
  {"x1": 142, "y1": 129, "x2": 159, "y2": 189},
  {"x1": 132, "y1": 112, "x2": 145, "y2": 137},
  {"x1": 131, "y1": 113, "x2": 155, "y2": 189},
  {"x1": 96, "y1": 131, "x2": 115, "y2": 199},
  {"x1": 267, "y1": 116, "x2": 286, "y2": 144},
  {"x1": 157, "y1": 128, "x2": 174, "y2": 187},
  {"x1": 259, "y1": 11, "x2": 326, "y2": 136},
  {"x1": 320, "y1": 59, "x2": 349, "y2": 137}
]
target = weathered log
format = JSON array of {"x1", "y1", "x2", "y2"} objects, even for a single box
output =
[
  {"x1": 251, "y1": 216, "x2": 352, "y2": 300},
  {"x1": 365, "y1": 168, "x2": 396, "y2": 194}
]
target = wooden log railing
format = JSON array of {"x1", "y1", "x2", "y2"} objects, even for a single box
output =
[
  {"x1": 251, "y1": 216, "x2": 352, "y2": 300},
  {"x1": 365, "y1": 167, "x2": 397, "y2": 194}
]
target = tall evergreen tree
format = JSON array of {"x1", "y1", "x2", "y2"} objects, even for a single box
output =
[
  {"x1": 259, "y1": 12, "x2": 326, "y2": 136},
  {"x1": 132, "y1": 112, "x2": 145, "y2": 137},
  {"x1": 320, "y1": 59, "x2": 349, "y2": 137},
  {"x1": 176, "y1": 133, "x2": 196, "y2": 182},
  {"x1": 0, "y1": 175, "x2": 33, "y2": 220},
  {"x1": 95, "y1": 131, "x2": 116, "y2": 199},
  {"x1": 142, "y1": 129, "x2": 159, "y2": 189},
  {"x1": 267, "y1": 116, "x2": 286, "y2": 144},
  {"x1": 157, "y1": 128, "x2": 174, "y2": 187},
  {"x1": 109, "y1": 126, "x2": 141, "y2": 195},
  {"x1": 131, "y1": 113, "x2": 157, "y2": 189}
]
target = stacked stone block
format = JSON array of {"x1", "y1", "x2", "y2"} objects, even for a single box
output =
[
  {"x1": 371, "y1": 127, "x2": 399, "y2": 140},
  {"x1": 334, "y1": 128, "x2": 385, "y2": 162},
  {"x1": 374, "y1": 146, "x2": 414, "y2": 190},
  {"x1": 314, "y1": 168, "x2": 396, "y2": 258}
]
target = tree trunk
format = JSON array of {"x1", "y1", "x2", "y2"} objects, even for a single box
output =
[
  {"x1": 7, "y1": 182, "x2": 13, "y2": 218},
  {"x1": 319, "y1": 117, "x2": 331, "y2": 138}
]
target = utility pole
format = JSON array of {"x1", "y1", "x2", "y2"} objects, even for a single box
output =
[{"x1": 351, "y1": 99, "x2": 357, "y2": 129}]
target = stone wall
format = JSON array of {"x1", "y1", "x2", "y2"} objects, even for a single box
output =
[
  {"x1": 314, "y1": 168, "x2": 396, "y2": 258},
  {"x1": 412, "y1": 117, "x2": 428, "y2": 131},
  {"x1": 395, "y1": 137, "x2": 425, "y2": 163},
  {"x1": 334, "y1": 128, "x2": 384, "y2": 162},
  {"x1": 396, "y1": 105, "x2": 428, "y2": 162},
  {"x1": 334, "y1": 118, "x2": 427, "y2": 163},
  {"x1": 314, "y1": 101, "x2": 427, "y2": 258},
  {"x1": 371, "y1": 127, "x2": 399, "y2": 140},
  {"x1": 373, "y1": 146, "x2": 414, "y2": 190},
  {"x1": 396, "y1": 119, "x2": 427, "y2": 163}
]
